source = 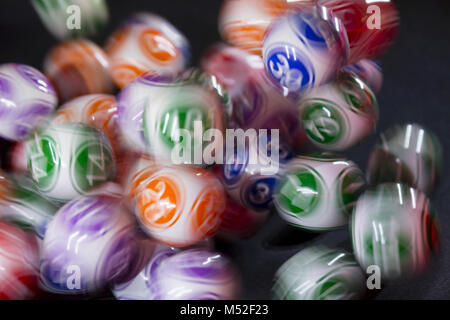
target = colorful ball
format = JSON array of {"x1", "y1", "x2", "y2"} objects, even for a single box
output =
[
  {"x1": 105, "y1": 15, "x2": 190, "y2": 88},
  {"x1": 274, "y1": 153, "x2": 365, "y2": 231},
  {"x1": 343, "y1": 59, "x2": 383, "y2": 94},
  {"x1": 112, "y1": 244, "x2": 178, "y2": 300},
  {"x1": 40, "y1": 195, "x2": 142, "y2": 294},
  {"x1": 128, "y1": 164, "x2": 226, "y2": 247},
  {"x1": 43, "y1": 39, "x2": 114, "y2": 102},
  {"x1": 32, "y1": 0, "x2": 109, "y2": 40},
  {"x1": 262, "y1": 7, "x2": 348, "y2": 93},
  {"x1": 25, "y1": 122, "x2": 116, "y2": 202},
  {"x1": 273, "y1": 246, "x2": 366, "y2": 300},
  {"x1": 149, "y1": 248, "x2": 240, "y2": 300},
  {"x1": 0, "y1": 222, "x2": 40, "y2": 300},
  {"x1": 367, "y1": 124, "x2": 443, "y2": 195},
  {"x1": 317, "y1": 0, "x2": 399, "y2": 64},
  {"x1": 352, "y1": 183, "x2": 439, "y2": 280},
  {"x1": 298, "y1": 71, "x2": 378, "y2": 151},
  {"x1": 0, "y1": 63, "x2": 57, "y2": 141}
]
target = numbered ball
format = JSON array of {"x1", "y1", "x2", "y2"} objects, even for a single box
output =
[
  {"x1": 221, "y1": 132, "x2": 292, "y2": 212},
  {"x1": 25, "y1": 123, "x2": 116, "y2": 202},
  {"x1": 113, "y1": 244, "x2": 177, "y2": 300},
  {"x1": 298, "y1": 71, "x2": 378, "y2": 151},
  {"x1": 273, "y1": 246, "x2": 366, "y2": 300},
  {"x1": 0, "y1": 63, "x2": 57, "y2": 141},
  {"x1": 352, "y1": 183, "x2": 439, "y2": 280},
  {"x1": 367, "y1": 124, "x2": 443, "y2": 195},
  {"x1": 149, "y1": 248, "x2": 240, "y2": 300},
  {"x1": 105, "y1": 15, "x2": 190, "y2": 88},
  {"x1": 317, "y1": 0, "x2": 399, "y2": 64},
  {"x1": 44, "y1": 39, "x2": 114, "y2": 102},
  {"x1": 262, "y1": 7, "x2": 348, "y2": 93},
  {"x1": 128, "y1": 164, "x2": 226, "y2": 247},
  {"x1": 32, "y1": 0, "x2": 108, "y2": 40},
  {"x1": 274, "y1": 153, "x2": 365, "y2": 231},
  {"x1": 40, "y1": 195, "x2": 141, "y2": 294},
  {"x1": 0, "y1": 222, "x2": 40, "y2": 300},
  {"x1": 343, "y1": 59, "x2": 383, "y2": 94}
]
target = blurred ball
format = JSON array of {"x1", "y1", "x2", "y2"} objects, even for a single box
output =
[
  {"x1": 317, "y1": 0, "x2": 399, "y2": 63},
  {"x1": 8, "y1": 140, "x2": 28, "y2": 174},
  {"x1": 105, "y1": 14, "x2": 190, "y2": 88},
  {"x1": 149, "y1": 248, "x2": 240, "y2": 300},
  {"x1": 367, "y1": 124, "x2": 443, "y2": 195},
  {"x1": 352, "y1": 183, "x2": 439, "y2": 280},
  {"x1": 32, "y1": 0, "x2": 108, "y2": 40},
  {"x1": 262, "y1": 7, "x2": 348, "y2": 93},
  {"x1": 343, "y1": 59, "x2": 383, "y2": 94},
  {"x1": 298, "y1": 71, "x2": 378, "y2": 151},
  {"x1": 44, "y1": 39, "x2": 114, "y2": 102},
  {"x1": 274, "y1": 153, "x2": 365, "y2": 231},
  {"x1": 0, "y1": 221, "x2": 40, "y2": 300},
  {"x1": 128, "y1": 164, "x2": 226, "y2": 247},
  {"x1": 273, "y1": 246, "x2": 366, "y2": 300},
  {"x1": 0, "y1": 63, "x2": 57, "y2": 141},
  {"x1": 40, "y1": 195, "x2": 142, "y2": 294},
  {"x1": 25, "y1": 123, "x2": 116, "y2": 202}
]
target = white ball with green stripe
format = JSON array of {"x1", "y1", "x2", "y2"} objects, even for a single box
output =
[
  {"x1": 25, "y1": 122, "x2": 115, "y2": 202},
  {"x1": 274, "y1": 153, "x2": 365, "y2": 231},
  {"x1": 352, "y1": 183, "x2": 439, "y2": 280},
  {"x1": 273, "y1": 246, "x2": 366, "y2": 300},
  {"x1": 32, "y1": 0, "x2": 108, "y2": 40}
]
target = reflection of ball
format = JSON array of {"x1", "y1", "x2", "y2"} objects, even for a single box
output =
[
  {"x1": 274, "y1": 153, "x2": 365, "y2": 231},
  {"x1": 367, "y1": 124, "x2": 443, "y2": 195},
  {"x1": 352, "y1": 183, "x2": 439, "y2": 280},
  {"x1": 25, "y1": 123, "x2": 116, "y2": 202},
  {"x1": 105, "y1": 14, "x2": 190, "y2": 88},
  {"x1": 150, "y1": 248, "x2": 240, "y2": 300},
  {"x1": 263, "y1": 8, "x2": 347, "y2": 93},
  {"x1": 298, "y1": 72, "x2": 378, "y2": 151},
  {"x1": 40, "y1": 195, "x2": 142, "y2": 294},
  {"x1": 0, "y1": 221, "x2": 40, "y2": 300},
  {"x1": 0, "y1": 63, "x2": 57, "y2": 141},
  {"x1": 32, "y1": 0, "x2": 109, "y2": 40},
  {"x1": 128, "y1": 164, "x2": 226, "y2": 247},
  {"x1": 273, "y1": 246, "x2": 366, "y2": 300},
  {"x1": 44, "y1": 39, "x2": 114, "y2": 102}
]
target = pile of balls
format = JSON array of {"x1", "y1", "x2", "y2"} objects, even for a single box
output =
[{"x1": 0, "y1": 0, "x2": 443, "y2": 300}]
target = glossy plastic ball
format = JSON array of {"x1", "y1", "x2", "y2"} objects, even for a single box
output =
[
  {"x1": 343, "y1": 59, "x2": 383, "y2": 94},
  {"x1": 0, "y1": 63, "x2": 57, "y2": 141}
]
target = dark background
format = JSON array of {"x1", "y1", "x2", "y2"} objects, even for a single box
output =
[{"x1": 1, "y1": 0, "x2": 450, "y2": 299}]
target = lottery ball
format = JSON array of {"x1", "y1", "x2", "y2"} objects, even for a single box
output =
[
  {"x1": 352, "y1": 183, "x2": 439, "y2": 280},
  {"x1": 219, "y1": 0, "x2": 315, "y2": 56},
  {"x1": 201, "y1": 44, "x2": 306, "y2": 150},
  {"x1": 105, "y1": 15, "x2": 190, "y2": 88},
  {"x1": 262, "y1": 7, "x2": 348, "y2": 93},
  {"x1": 142, "y1": 72, "x2": 226, "y2": 165},
  {"x1": 0, "y1": 221, "x2": 40, "y2": 300},
  {"x1": 221, "y1": 131, "x2": 292, "y2": 212},
  {"x1": 32, "y1": 0, "x2": 108, "y2": 40},
  {"x1": 367, "y1": 124, "x2": 443, "y2": 195},
  {"x1": 343, "y1": 59, "x2": 383, "y2": 94},
  {"x1": 273, "y1": 246, "x2": 366, "y2": 300},
  {"x1": 298, "y1": 71, "x2": 378, "y2": 151},
  {"x1": 0, "y1": 63, "x2": 57, "y2": 141},
  {"x1": 25, "y1": 122, "x2": 116, "y2": 202},
  {"x1": 8, "y1": 140, "x2": 28, "y2": 173},
  {"x1": 149, "y1": 248, "x2": 240, "y2": 300},
  {"x1": 317, "y1": 0, "x2": 399, "y2": 64},
  {"x1": 128, "y1": 164, "x2": 226, "y2": 247},
  {"x1": 44, "y1": 39, "x2": 114, "y2": 102},
  {"x1": 0, "y1": 174, "x2": 59, "y2": 240},
  {"x1": 274, "y1": 153, "x2": 365, "y2": 231},
  {"x1": 40, "y1": 195, "x2": 142, "y2": 294},
  {"x1": 113, "y1": 244, "x2": 177, "y2": 300}
]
